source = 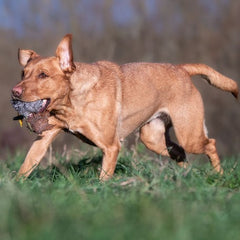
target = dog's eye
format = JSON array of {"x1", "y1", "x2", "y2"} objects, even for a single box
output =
[{"x1": 38, "y1": 72, "x2": 48, "y2": 79}]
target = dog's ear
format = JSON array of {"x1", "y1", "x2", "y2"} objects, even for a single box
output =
[
  {"x1": 18, "y1": 49, "x2": 39, "y2": 67},
  {"x1": 56, "y1": 34, "x2": 76, "y2": 73}
]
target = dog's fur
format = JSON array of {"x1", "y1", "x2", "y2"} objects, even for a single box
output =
[{"x1": 12, "y1": 34, "x2": 238, "y2": 180}]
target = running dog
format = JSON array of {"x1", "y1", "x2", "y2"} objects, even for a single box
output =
[{"x1": 11, "y1": 34, "x2": 238, "y2": 180}]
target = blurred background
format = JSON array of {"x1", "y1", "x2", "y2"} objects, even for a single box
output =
[{"x1": 0, "y1": 0, "x2": 239, "y2": 159}]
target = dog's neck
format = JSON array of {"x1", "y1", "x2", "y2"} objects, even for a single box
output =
[{"x1": 70, "y1": 62, "x2": 100, "y2": 95}]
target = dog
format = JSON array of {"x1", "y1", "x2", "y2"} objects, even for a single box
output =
[{"x1": 11, "y1": 34, "x2": 238, "y2": 180}]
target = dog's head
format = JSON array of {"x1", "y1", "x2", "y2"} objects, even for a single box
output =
[{"x1": 12, "y1": 34, "x2": 76, "y2": 116}]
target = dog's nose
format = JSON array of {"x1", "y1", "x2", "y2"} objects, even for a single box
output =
[{"x1": 12, "y1": 86, "x2": 23, "y2": 98}]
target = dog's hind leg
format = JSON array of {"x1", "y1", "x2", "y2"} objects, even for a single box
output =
[
  {"x1": 140, "y1": 118, "x2": 169, "y2": 157},
  {"x1": 175, "y1": 125, "x2": 222, "y2": 173},
  {"x1": 171, "y1": 98, "x2": 223, "y2": 174},
  {"x1": 204, "y1": 138, "x2": 223, "y2": 174},
  {"x1": 140, "y1": 116, "x2": 187, "y2": 167}
]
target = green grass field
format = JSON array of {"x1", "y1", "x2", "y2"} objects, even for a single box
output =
[{"x1": 0, "y1": 145, "x2": 240, "y2": 240}]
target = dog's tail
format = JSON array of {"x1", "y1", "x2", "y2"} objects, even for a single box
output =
[{"x1": 179, "y1": 63, "x2": 239, "y2": 99}]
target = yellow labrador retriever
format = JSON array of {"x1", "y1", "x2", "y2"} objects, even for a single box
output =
[{"x1": 11, "y1": 34, "x2": 238, "y2": 180}]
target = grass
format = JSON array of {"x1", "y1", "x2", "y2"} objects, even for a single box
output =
[{"x1": 0, "y1": 144, "x2": 240, "y2": 240}]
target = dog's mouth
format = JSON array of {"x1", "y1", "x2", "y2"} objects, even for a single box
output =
[{"x1": 11, "y1": 98, "x2": 51, "y2": 119}]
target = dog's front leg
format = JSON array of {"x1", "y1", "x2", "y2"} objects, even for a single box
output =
[
  {"x1": 17, "y1": 128, "x2": 61, "y2": 179},
  {"x1": 99, "y1": 143, "x2": 120, "y2": 181}
]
